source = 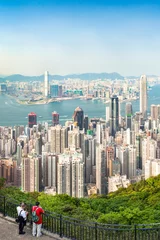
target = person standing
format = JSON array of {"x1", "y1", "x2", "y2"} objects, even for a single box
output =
[
  {"x1": 32, "y1": 202, "x2": 44, "y2": 237},
  {"x1": 16, "y1": 202, "x2": 28, "y2": 235}
]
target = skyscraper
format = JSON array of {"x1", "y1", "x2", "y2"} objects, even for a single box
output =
[
  {"x1": 83, "y1": 115, "x2": 89, "y2": 133},
  {"x1": 126, "y1": 102, "x2": 133, "y2": 129},
  {"x1": 109, "y1": 95, "x2": 119, "y2": 137},
  {"x1": 151, "y1": 104, "x2": 158, "y2": 121},
  {"x1": 44, "y1": 71, "x2": 49, "y2": 98},
  {"x1": 73, "y1": 107, "x2": 84, "y2": 130},
  {"x1": 96, "y1": 143, "x2": 107, "y2": 194},
  {"x1": 52, "y1": 111, "x2": 59, "y2": 126},
  {"x1": 28, "y1": 112, "x2": 37, "y2": 128},
  {"x1": 21, "y1": 156, "x2": 40, "y2": 192},
  {"x1": 140, "y1": 75, "x2": 147, "y2": 119}
]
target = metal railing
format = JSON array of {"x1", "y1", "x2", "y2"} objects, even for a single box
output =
[{"x1": 0, "y1": 195, "x2": 160, "y2": 239}]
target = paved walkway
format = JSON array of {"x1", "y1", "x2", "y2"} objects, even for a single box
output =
[{"x1": 0, "y1": 216, "x2": 60, "y2": 239}]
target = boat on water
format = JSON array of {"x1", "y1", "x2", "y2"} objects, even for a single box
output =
[{"x1": 39, "y1": 116, "x2": 43, "y2": 118}]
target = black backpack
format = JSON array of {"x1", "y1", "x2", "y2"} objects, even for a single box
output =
[{"x1": 15, "y1": 210, "x2": 24, "y2": 223}]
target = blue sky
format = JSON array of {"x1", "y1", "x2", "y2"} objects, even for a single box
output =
[{"x1": 0, "y1": 0, "x2": 160, "y2": 76}]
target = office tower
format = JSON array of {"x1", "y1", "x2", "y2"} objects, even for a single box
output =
[
  {"x1": 140, "y1": 75, "x2": 147, "y2": 119},
  {"x1": 73, "y1": 107, "x2": 84, "y2": 130},
  {"x1": 44, "y1": 71, "x2": 49, "y2": 98},
  {"x1": 109, "y1": 95, "x2": 119, "y2": 137},
  {"x1": 96, "y1": 143, "x2": 107, "y2": 194},
  {"x1": 50, "y1": 84, "x2": 59, "y2": 97},
  {"x1": 21, "y1": 156, "x2": 40, "y2": 192},
  {"x1": 126, "y1": 102, "x2": 133, "y2": 129},
  {"x1": 117, "y1": 146, "x2": 128, "y2": 176},
  {"x1": 128, "y1": 145, "x2": 136, "y2": 179},
  {"x1": 84, "y1": 115, "x2": 89, "y2": 133},
  {"x1": 58, "y1": 85, "x2": 62, "y2": 97},
  {"x1": 28, "y1": 112, "x2": 37, "y2": 128},
  {"x1": 52, "y1": 111, "x2": 59, "y2": 126}
]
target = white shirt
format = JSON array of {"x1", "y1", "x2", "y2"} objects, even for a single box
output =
[{"x1": 17, "y1": 206, "x2": 27, "y2": 220}]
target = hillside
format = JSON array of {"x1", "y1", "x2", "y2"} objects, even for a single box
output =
[
  {"x1": 0, "y1": 72, "x2": 124, "y2": 82},
  {"x1": 1, "y1": 175, "x2": 160, "y2": 225}
]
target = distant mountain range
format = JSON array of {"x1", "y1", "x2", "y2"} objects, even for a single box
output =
[{"x1": 0, "y1": 72, "x2": 124, "y2": 82}]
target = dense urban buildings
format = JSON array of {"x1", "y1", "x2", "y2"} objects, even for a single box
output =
[{"x1": 1, "y1": 74, "x2": 160, "y2": 198}]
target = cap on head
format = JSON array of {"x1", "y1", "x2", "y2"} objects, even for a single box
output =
[{"x1": 36, "y1": 202, "x2": 40, "y2": 206}]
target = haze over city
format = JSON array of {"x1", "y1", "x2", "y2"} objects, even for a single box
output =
[{"x1": 1, "y1": 0, "x2": 160, "y2": 76}]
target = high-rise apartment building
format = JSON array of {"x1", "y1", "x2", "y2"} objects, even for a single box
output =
[
  {"x1": 128, "y1": 145, "x2": 136, "y2": 179},
  {"x1": 57, "y1": 151, "x2": 84, "y2": 197},
  {"x1": 96, "y1": 143, "x2": 107, "y2": 194},
  {"x1": 84, "y1": 136, "x2": 96, "y2": 183},
  {"x1": 73, "y1": 107, "x2": 84, "y2": 130},
  {"x1": 44, "y1": 71, "x2": 49, "y2": 98},
  {"x1": 21, "y1": 155, "x2": 40, "y2": 192},
  {"x1": 109, "y1": 95, "x2": 119, "y2": 137},
  {"x1": 50, "y1": 125, "x2": 68, "y2": 154},
  {"x1": 151, "y1": 105, "x2": 158, "y2": 121},
  {"x1": 140, "y1": 75, "x2": 147, "y2": 119}
]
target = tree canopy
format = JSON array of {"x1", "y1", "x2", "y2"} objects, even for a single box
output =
[{"x1": 1, "y1": 175, "x2": 160, "y2": 225}]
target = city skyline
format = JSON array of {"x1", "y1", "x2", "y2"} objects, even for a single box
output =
[{"x1": 1, "y1": 1, "x2": 160, "y2": 76}]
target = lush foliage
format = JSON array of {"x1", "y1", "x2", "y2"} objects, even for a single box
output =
[{"x1": 1, "y1": 175, "x2": 160, "y2": 225}]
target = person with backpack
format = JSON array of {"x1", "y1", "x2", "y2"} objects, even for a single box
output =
[
  {"x1": 16, "y1": 202, "x2": 28, "y2": 235},
  {"x1": 32, "y1": 202, "x2": 44, "y2": 237}
]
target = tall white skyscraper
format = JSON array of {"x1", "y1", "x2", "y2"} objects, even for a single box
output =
[
  {"x1": 44, "y1": 71, "x2": 49, "y2": 97},
  {"x1": 140, "y1": 75, "x2": 147, "y2": 119}
]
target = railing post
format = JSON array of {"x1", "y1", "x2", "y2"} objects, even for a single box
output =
[
  {"x1": 59, "y1": 214, "x2": 63, "y2": 238},
  {"x1": 3, "y1": 196, "x2": 6, "y2": 216},
  {"x1": 95, "y1": 222, "x2": 97, "y2": 240},
  {"x1": 134, "y1": 224, "x2": 137, "y2": 240}
]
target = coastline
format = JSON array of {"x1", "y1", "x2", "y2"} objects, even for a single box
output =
[
  {"x1": 6, "y1": 93, "x2": 139, "y2": 106},
  {"x1": 6, "y1": 94, "x2": 83, "y2": 105}
]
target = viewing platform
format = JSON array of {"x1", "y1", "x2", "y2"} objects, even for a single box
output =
[{"x1": 0, "y1": 215, "x2": 60, "y2": 239}]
